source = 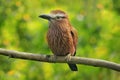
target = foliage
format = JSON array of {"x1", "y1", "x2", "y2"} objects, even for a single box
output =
[{"x1": 0, "y1": 0, "x2": 120, "y2": 80}]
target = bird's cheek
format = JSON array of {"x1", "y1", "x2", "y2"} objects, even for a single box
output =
[{"x1": 49, "y1": 19, "x2": 55, "y2": 23}]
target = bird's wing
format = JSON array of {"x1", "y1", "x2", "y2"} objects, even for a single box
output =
[{"x1": 70, "y1": 27, "x2": 78, "y2": 50}]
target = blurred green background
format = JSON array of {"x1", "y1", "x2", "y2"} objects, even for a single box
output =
[{"x1": 0, "y1": 0, "x2": 120, "y2": 80}]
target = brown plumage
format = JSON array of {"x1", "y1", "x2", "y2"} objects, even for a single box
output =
[{"x1": 39, "y1": 10, "x2": 78, "y2": 71}]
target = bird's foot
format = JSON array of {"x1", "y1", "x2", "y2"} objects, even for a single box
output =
[{"x1": 65, "y1": 53, "x2": 71, "y2": 62}]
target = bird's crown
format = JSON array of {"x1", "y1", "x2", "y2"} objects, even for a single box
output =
[
  {"x1": 50, "y1": 10, "x2": 66, "y2": 14},
  {"x1": 50, "y1": 10, "x2": 68, "y2": 18}
]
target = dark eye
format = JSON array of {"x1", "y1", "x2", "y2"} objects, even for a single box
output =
[{"x1": 56, "y1": 16, "x2": 61, "y2": 19}]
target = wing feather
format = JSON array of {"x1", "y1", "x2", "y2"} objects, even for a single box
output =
[{"x1": 70, "y1": 27, "x2": 78, "y2": 50}]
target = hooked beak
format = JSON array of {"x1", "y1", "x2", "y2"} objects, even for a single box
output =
[{"x1": 39, "y1": 14, "x2": 51, "y2": 20}]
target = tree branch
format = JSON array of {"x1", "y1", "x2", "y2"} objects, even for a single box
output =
[{"x1": 0, "y1": 48, "x2": 120, "y2": 71}]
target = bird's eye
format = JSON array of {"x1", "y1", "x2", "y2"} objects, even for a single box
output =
[{"x1": 56, "y1": 16, "x2": 61, "y2": 19}]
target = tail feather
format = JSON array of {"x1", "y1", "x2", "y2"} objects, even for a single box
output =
[{"x1": 68, "y1": 63, "x2": 78, "y2": 71}]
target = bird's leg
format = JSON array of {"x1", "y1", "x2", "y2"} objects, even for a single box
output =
[{"x1": 65, "y1": 53, "x2": 72, "y2": 62}]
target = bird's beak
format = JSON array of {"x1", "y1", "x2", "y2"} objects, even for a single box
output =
[{"x1": 39, "y1": 14, "x2": 51, "y2": 20}]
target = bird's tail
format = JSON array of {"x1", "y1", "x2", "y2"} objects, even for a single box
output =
[{"x1": 68, "y1": 63, "x2": 78, "y2": 71}]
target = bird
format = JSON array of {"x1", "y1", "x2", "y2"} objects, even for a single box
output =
[{"x1": 39, "y1": 10, "x2": 78, "y2": 71}]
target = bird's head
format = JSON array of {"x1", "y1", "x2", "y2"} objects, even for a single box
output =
[{"x1": 39, "y1": 10, "x2": 69, "y2": 23}]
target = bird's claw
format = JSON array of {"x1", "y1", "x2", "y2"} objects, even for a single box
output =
[{"x1": 65, "y1": 53, "x2": 71, "y2": 62}]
